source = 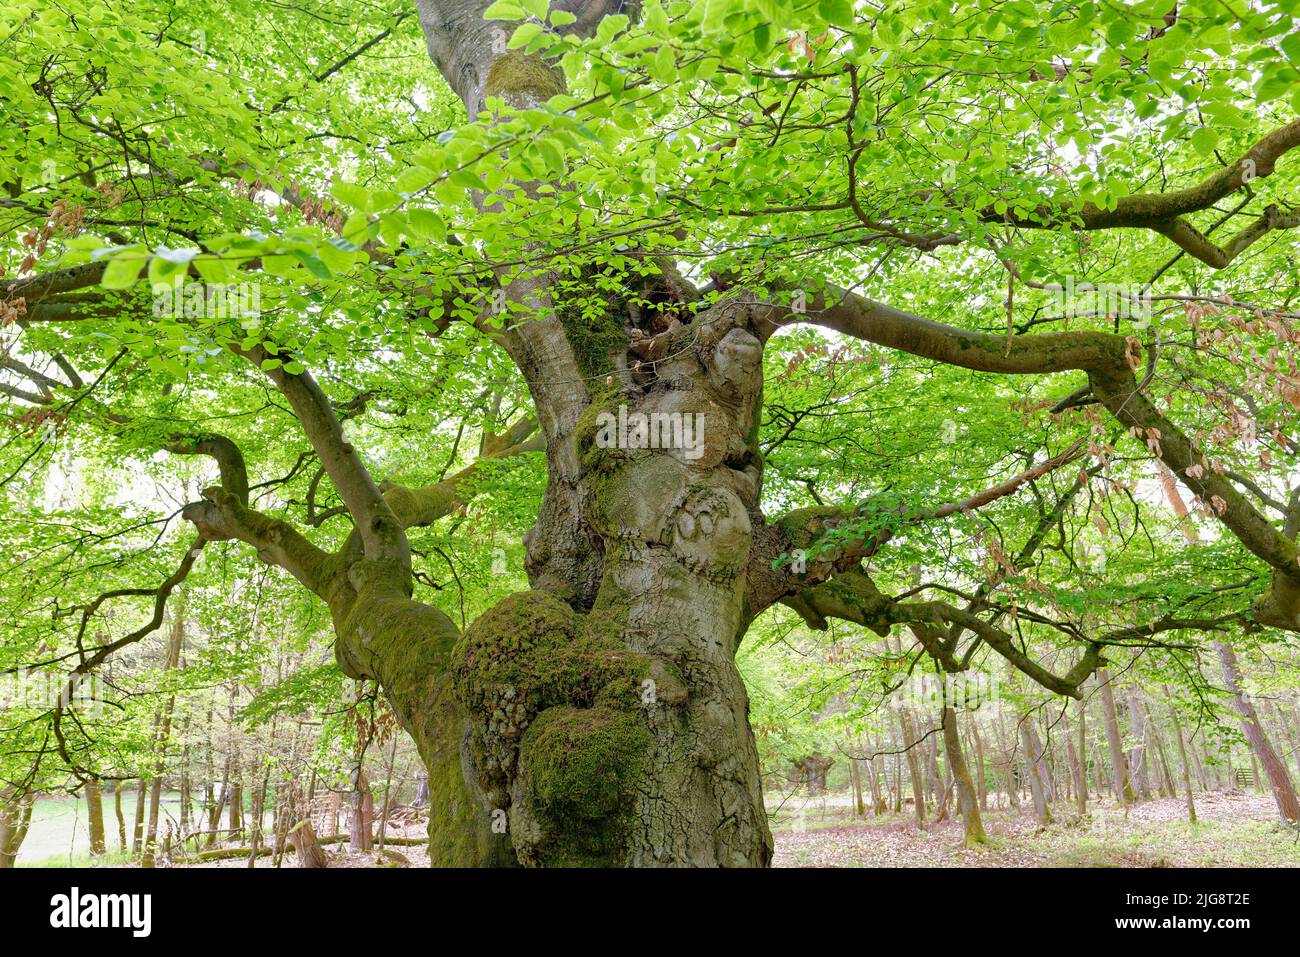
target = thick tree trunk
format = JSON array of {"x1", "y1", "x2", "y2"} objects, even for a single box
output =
[
  {"x1": 355, "y1": 0, "x2": 777, "y2": 868},
  {"x1": 289, "y1": 817, "x2": 329, "y2": 869},
  {"x1": 1215, "y1": 641, "x2": 1300, "y2": 823}
]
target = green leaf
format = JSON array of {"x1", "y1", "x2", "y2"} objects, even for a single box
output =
[
  {"x1": 331, "y1": 180, "x2": 372, "y2": 211},
  {"x1": 483, "y1": 1, "x2": 526, "y2": 20},
  {"x1": 192, "y1": 255, "x2": 233, "y2": 285},
  {"x1": 288, "y1": 248, "x2": 332, "y2": 279},
  {"x1": 1190, "y1": 127, "x2": 1220, "y2": 156},
  {"x1": 596, "y1": 14, "x2": 629, "y2": 44},
  {"x1": 509, "y1": 22, "x2": 544, "y2": 48},
  {"x1": 818, "y1": 0, "x2": 856, "y2": 27},
  {"x1": 1282, "y1": 31, "x2": 1300, "y2": 66},
  {"x1": 101, "y1": 249, "x2": 147, "y2": 289},
  {"x1": 406, "y1": 208, "x2": 447, "y2": 243}
]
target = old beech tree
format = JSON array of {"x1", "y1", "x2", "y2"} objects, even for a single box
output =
[{"x1": 6, "y1": 1, "x2": 1300, "y2": 864}]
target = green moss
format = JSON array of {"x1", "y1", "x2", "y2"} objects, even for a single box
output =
[
  {"x1": 556, "y1": 291, "x2": 628, "y2": 381},
  {"x1": 383, "y1": 483, "x2": 455, "y2": 527},
  {"x1": 450, "y1": 590, "x2": 663, "y2": 864},
  {"x1": 517, "y1": 706, "x2": 651, "y2": 865},
  {"x1": 521, "y1": 706, "x2": 649, "y2": 817},
  {"x1": 423, "y1": 685, "x2": 483, "y2": 867},
  {"x1": 484, "y1": 50, "x2": 566, "y2": 102},
  {"x1": 775, "y1": 505, "x2": 843, "y2": 549},
  {"x1": 453, "y1": 591, "x2": 651, "y2": 718},
  {"x1": 574, "y1": 379, "x2": 628, "y2": 473}
]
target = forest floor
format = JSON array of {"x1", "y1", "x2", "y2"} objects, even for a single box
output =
[
  {"x1": 23, "y1": 789, "x2": 1299, "y2": 867},
  {"x1": 173, "y1": 820, "x2": 433, "y2": 868},
  {"x1": 768, "y1": 790, "x2": 1300, "y2": 867}
]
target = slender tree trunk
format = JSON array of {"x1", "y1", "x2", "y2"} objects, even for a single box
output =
[
  {"x1": 84, "y1": 779, "x2": 106, "y2": 856},
  {"x1": 207, "y1": 758, "x2": 229, "y2": 848},
  {"x1": 228, "y1": 777, "x2": 243, "y2": 839},
  {"x1": 377, "y1": 737, "x2": 399, "y2": 850},
  {"x1": 247, "y1": 761, "x2": 272, "y2": 867},
  {"x1": 130, "y1": 780, "x2": 146, "y2": 856},
  {"x1": 1063, "y1": 710, "x2": 1086, "y2": 817},
  {"x1": 1020, "y1": 719, "x2": 1053, "y2": 826},
  {"x1": 113, "y1": 781, "x2": 126, "y2": 852},
  {"x1": 179, "y1": 741, "x2": 191, "y2": 838},
  {"x1": 143, "y1": 593, "x2": 187, "y2": 867},
  {"x1": 1144, "y1": 701, "x2": 1176, "y2": 798},
  {"x1": 0, "y1": 788, "x2": 34, "y2": 868},
  {"x1": 1189, "y1": 737, "x2": 1210, "y2": 791},
  {"x1": 1163, "y1": 687, "x2": 1198, "y2": 823},
  {"x1": 1215, "y1": 640, "x2": 1300, "y2": 822},
  {"x1": 226, "y1": 680, "x2": 243, "y2": 841},
  {"x1": 970, "y1": 721, "x2": 988, "y2": 811},
  {"x1": 898, "y1": 709, "x2": 927, "y2": 826},
  {"x1": 993, "y1": 710, "x2": 1018, "y2": 808},
  {"x1": 942, "y1": 707, "x2": 988, "y2": 845},
  {"x1": 849, "y1": 756, "x2": 865, "y2": 818},
  {"x1": 1076, "y1": 697, "x2": 1089, "y2": 814},
  {"x1": 869, "y1": 731, "x2": 887, "y2": 814},
  {"x1": 351, "y1": 767, "x2": 373, "y2": 852},
  {"x1": 1127, "y1": 685, "x2": 1152, "y2": 801},
  {"x1": 928, "y1": 728, "x2": 949, "y2": 821},
  {"x1": 1098, "y1": 668, "x2": 1135, "y2": 805},
  {"x1": 1267, "y1": 701, "x2": 1300, "y2": 784}
]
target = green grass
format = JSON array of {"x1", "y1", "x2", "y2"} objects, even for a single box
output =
[{"x1": 18, "y1": 791, "x2": 192, "y2": 866}]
